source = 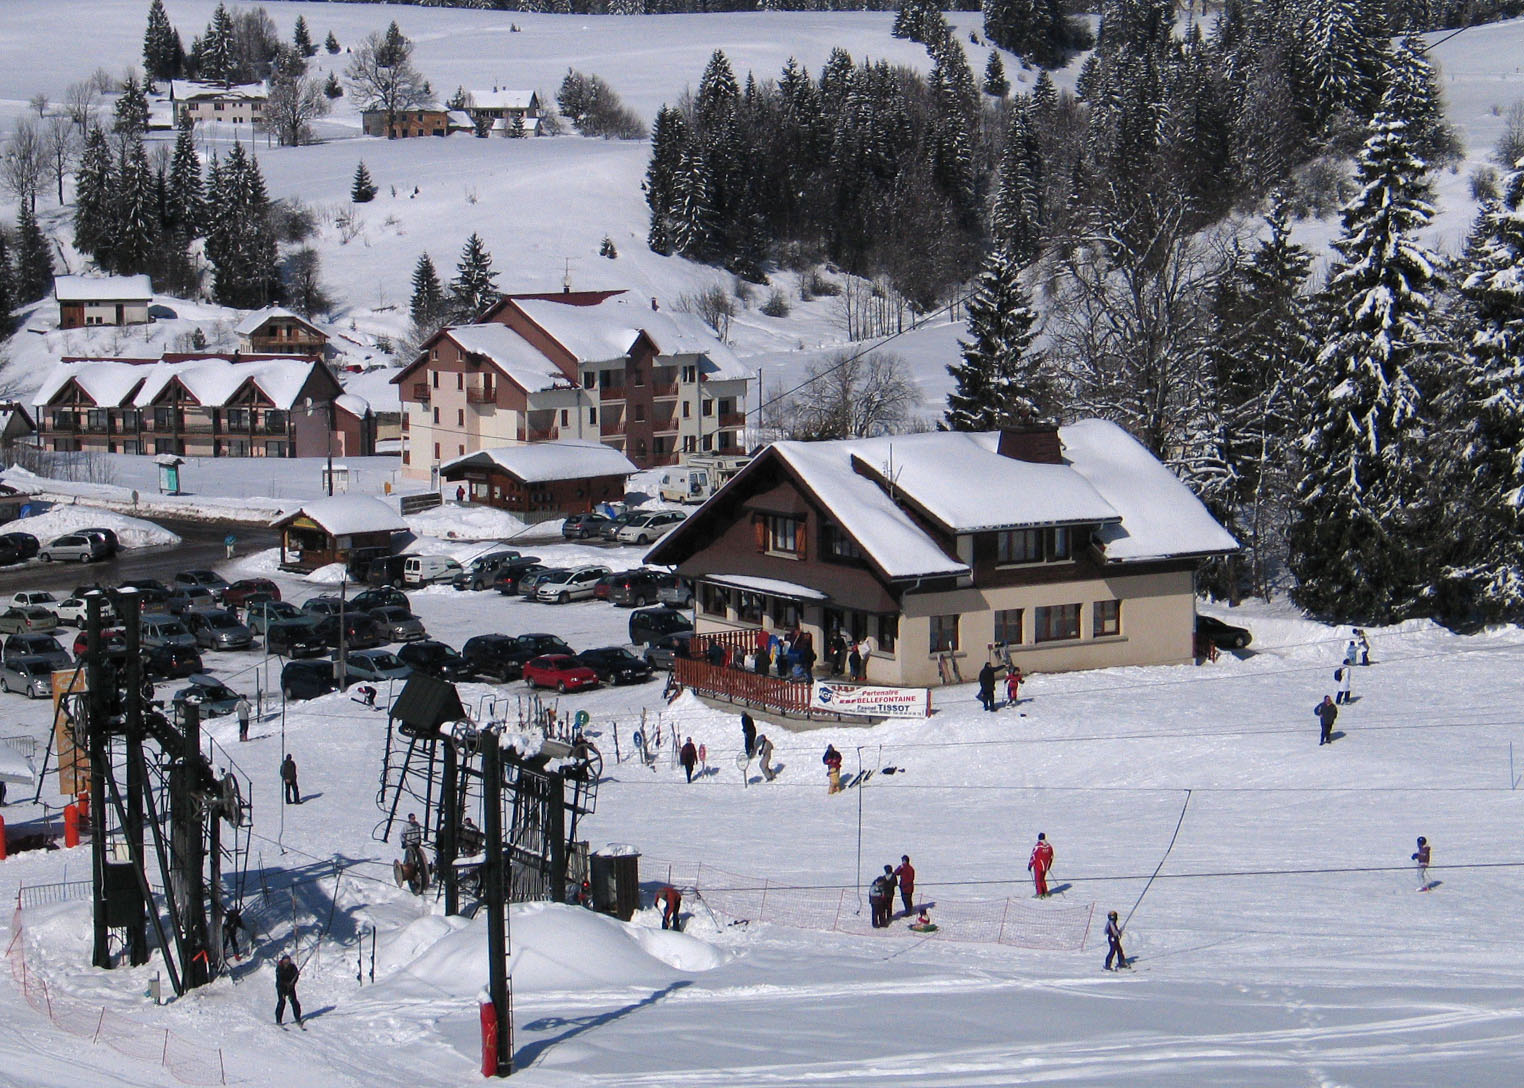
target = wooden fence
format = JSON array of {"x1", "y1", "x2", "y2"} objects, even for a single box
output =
[{"x1": 673, "y1": 656, "x2": 814, "y2": 717}]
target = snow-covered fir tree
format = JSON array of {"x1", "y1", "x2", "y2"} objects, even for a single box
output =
[
  {"x1": 0, "y1": 231, "x2": 13, "y2": 334},
  {"x1": 350, "y1": 161, "x2": 377, "y2": 203},
  {"x1": 294, "y1": 15, "x2": 316, "y2": 58},
  {"x1": 408, "y1": 253, "x2": 446, "y2": 335},
  {"x1": 73, "y1": 125, "x2": 114, "y2": 264},
  {"x1": 1290, "y1": 0, "x2": 1379, "y2": 136},
  {"x1": 198, "y1": 3, "x2": 236, "y2": 84},
  {"x1": 111, "y1": 136, "x2": 161, "y2": 277},
  {"x1": 991, "y1": 101, "x2": 1044, "y2": 265},
  {"x1": 165, "y1": 119, "x2": 204, "y2": 238},
  {"x1": 325, "y1": 31, "x2": 340, "y2": 55},
  {"x1": 1378, "y1": 35, "x2": 1459, "y2": 166},
  {"x1": 670, "y1": 147, "x2": 714, "y2": 259},
  {"x1": 947, "y1": 245, "x2": 1053, "y2": 430},
  {"x1": 143, "y1": 0, "x2": 183, "y2": 81},
  {"x1": 113, "y1": 75, "x2": 150, "y2": 136},
  {"x1": 13, "y1": 204, "x2": 55, "y2": 306},
  {"x1": 449, "y1": 233, "x2": 498, "y2": 321},
  {"x1": 984, "y1": 51, "x2": 1010, "y2": 97},
  {"x1": 1287, "y1": 112, "x2": 1448, "y2": 623},
  {"x1": 205, "y1": 144, "x2": 279, "y2": 308}
]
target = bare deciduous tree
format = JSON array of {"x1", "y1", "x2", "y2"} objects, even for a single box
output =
[
  {"x1": 345, "y1": 21, "x2": 432, "y2": 137},
  {"x1": 28, "y1": 93, "x2": 48, "y2": 119},
  {"x1": 266, "y1": 71, "x2": 330, "y2": 147},
  {"x1": 2, "y1": 118, "x2": 46, "y2": 213},
  {"x1": 778, "y1": 350, "x2": 918, "y2": 440},
  {"x1": 674, "y1": 284, "x2": 735, "y2": 343},
  {"x1": 43, "y1": 115, "x2": 77, "y2": 204},
  {"x1": 64, "y1": 81, "x2": 98, "y2": 128}
]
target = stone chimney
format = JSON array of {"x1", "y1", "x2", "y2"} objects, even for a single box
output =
[{"x1": 997, "y1": 422, "x2": 1062, "y2": 464}]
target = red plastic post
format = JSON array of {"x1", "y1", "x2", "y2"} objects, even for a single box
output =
[
  {"x1": 0, "y1": 813, "x2": 6, "y2": 861},
  {"x1": 64, "y1": 804, "x2": 80, "y2": 849},
  {"x1": 479, "y1": 1000, "x2": 497, "y2": 1078},
  {"x1": 76, "y1": 791, "x2": 89, "y2": 822}
]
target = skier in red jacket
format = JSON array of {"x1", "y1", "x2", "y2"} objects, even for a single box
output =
[
  {"x1": 1028, "y1": 833, "x2": 1054, "y2": 898},
  {"x1": 893, "y1": 855, "x2": 915, "y2": 917}
]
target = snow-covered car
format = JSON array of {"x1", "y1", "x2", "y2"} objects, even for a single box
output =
[
  {"x1": 614, "y1": 510, "x2": 688, "y2": 546},
  {"x1": 0, "y1": 606, "x2": 59, "y2": 635},
  {"x1": 0, "y1": 656, "x2": 56, "y2": 698},
  {"x1": 54, "y1": 596, "x2": 117, "y2": 628},
  {"x1": 535, "y1": 565, "x2": 613, "y2": 604}
]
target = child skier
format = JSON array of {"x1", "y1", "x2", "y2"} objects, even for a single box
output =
[
  {"x1": 1412, "y1": 836, "x2": 1431, "y2": 891},
  {"x1": 1104, "y1": 910, "x2": 1129, "y2": 970}
]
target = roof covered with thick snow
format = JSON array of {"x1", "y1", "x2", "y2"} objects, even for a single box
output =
[
  {"x1": 272, "y1": 496, "x2": 405, "y2": 536},
  {"x1": 442, "y1": 440, "x2": 637, "y2": 483},
  {"x1": 33, "y1": 357, "x2": 325, "y2": 410},
  {"x1": 170, "y1": 79, "x2": 266, "y2": 101},
  {"x1": 445, "y1": 324, "x2": 572, "y2": 393},
  {"x1": 468, "y1": 89, "x2": 538, "y2": 110},
  {"x1": 53, "y1": 275, "x2": 152, "y2": 302},
  {"x1": 234, "y1": 306, "x2": 325, "y2": 337},
  {"x1": 511, "y1": 293, "x2": 748, "y2": 379}
]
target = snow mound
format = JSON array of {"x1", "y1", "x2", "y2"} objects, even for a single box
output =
[
  {"x1": 404, "y1": 504, "x2": 529, "y2": 542},
  {"x1": 377, "y1": 902, "x2": 722, "y2": 998},
  {"x1": 303, "y1": 562, "x2": 349, "y2": 584},
  {"x1": 10, "y1": 507, "x2": 180, "y2": 549}
]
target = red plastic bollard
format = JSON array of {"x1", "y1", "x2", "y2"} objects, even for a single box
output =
[
  {"x1": 479, "y1": 1000, "x2": 497, "y2": 1078},
  {"x1": 64, "y1": 804, "x2": 80, "y2": 848},
  {"x1": 0, "y1": 813, "x2": 7, "y2": 861}
]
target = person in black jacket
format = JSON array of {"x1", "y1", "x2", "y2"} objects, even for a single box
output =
[
  {"x1": 680, "y1": 737, "x2": 698, "y2": 783},
  {"x1": 1315, "y1": 695, "x2": 1338, "y2": 745},
  {"x1": 275, "y1": 954, "x2": 302, "y2": 1025},
  {"x1": 740, "y1": 712, "x2": 756, "y2": 759},
  {"x1": 977, "y1": 662, "x2": 996, "y2": 711},
  {"x1": 1104, "y1": 910, "x2": 1129, "y2": 970}
]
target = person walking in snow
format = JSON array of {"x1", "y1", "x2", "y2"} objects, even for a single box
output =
[
  {"x1": 756, "y1": 734, "x2": 775, "y2": 781},
  {"x1": 1316, "y1": 695, "x2": 1338, "y2": 746},
  {"x1": 977, "y1": 661, "x2": 996, "y2": 712},
  {"x1": 281, "y1": 753, "x2": 301, "y2": 804},
  {"x1": 656, "y1": 885, "x2": 683, "y2": 930},
  {"x1": 1005, "y1": 666, "x2": 1023, "y2": 708},
  {"x1": 823, "y1": 744, "x2": 843, "y2": 794},
  {"x1": 680, "y1": 737, "x2": 697, "y2": 783},
  {"x1": 236, "y1": 695, "x2": 252, "y2": 742},
  {"x1": 1344, "y1": 639, "x2": 1359, "y2": 668},
  {"x1": 1104, "y1": 910, "x2": 1129, "y2": 970},
  {"x1": 740, "y1": 712, "x2": 756, "y2": 759},
  {"x1": 1335, "y1": 664, "x2": 1353, "y2": 705},
  {"x1": 1028, "y1": 833, "x2": 1055, "y2": 897},
  {"x1": 1355, "y1": 629, "x2": 1371, "y2": 666},
  {"x1": 894, "y1": 855, "x2": 916, "y2": 917},
  {"x1": 1412, "y1": 836, "x2": 1431, "y2": 890},
  {"x1": 222, "y1": 906, "x2": 247, "y2": 960},
  {"x1": 224, "y1": 533, "x2": 236, "y2": 559},
  {"x1": 275, "y1": 953, "x2": 302, "y2": 1025}
]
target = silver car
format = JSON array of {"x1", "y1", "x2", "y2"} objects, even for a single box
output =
[
  {"x1": 344, "y1": 649, "x2": 414, "y2": 684},
  {"x1": 40, "y1": 534, "x2": 103, "y2": 563},
  {"x1": 0, "y1": 655, "x2": 56, "y2": 698},
  {"x1": 187, "y1": 609, "x2": 254, "y2": 651},
  {"x1": 369, "y1": 606, "x2": 425, "y2": 642}
]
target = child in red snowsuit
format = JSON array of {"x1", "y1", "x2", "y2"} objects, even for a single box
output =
[
  {"x1": 1028, "y1": 833, "x2": 1054, "y2": 897},
  {"x1": 1005, "y1": 667, "x2": 1022, "y2": 707}
]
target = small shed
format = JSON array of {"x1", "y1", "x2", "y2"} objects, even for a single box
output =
[
  {"x1": 154, "y1": 453, "x2": 185, "y2": 494},
  {"x1": 440, "y1": 441, "x2": 636, "y2": 517},
  {"x1": 272, "y1": 496, "x2": 406, "y2": 573},
  {"x1": 55, "y1": 275, "x2": 153, "y2": 329}
]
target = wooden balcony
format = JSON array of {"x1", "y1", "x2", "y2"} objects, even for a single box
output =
[
  {"x1": 523, "y1": 427, "x2": 557, "y2": 442},
  {"x1": 412, "y1": 383, "x2": 431, "y2": 401},
  {"x1": 650, "y1": 382, "x2": 680, "y2": 398},
  {"x1": 599, "y1": 385, "x2": 626, "y2": 402},
  {"x1": 466, "y1": 386, "x2": 495, "y2": 404},
  {"x1": 719, "y1": 412, "x2": 746, "y2": 428}
]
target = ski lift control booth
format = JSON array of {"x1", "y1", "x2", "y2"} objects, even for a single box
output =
[{"x1": 376, "y1": 672, "x2": 605, "y2": 1076}]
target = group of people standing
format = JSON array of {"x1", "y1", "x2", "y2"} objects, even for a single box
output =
[
  {"x1": 1318, "y1": 629, "x2": 1371, "y2": 745},
  {"x1": 976, "y1": 661, "x2": 1024, "y2": 712},
  {"x1": 868, "y1": 855, "x2": 916, "y2": 927},
  {"x1": 825, "y1": 631, "x2": 872, "y2": 682}
]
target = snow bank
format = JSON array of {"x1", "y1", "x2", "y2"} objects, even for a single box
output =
[
  {"x1": 303, "y1": 562, "x2": 349, "y2": 585},
  {"x1": 10, "y1": 507, "x2": 180, "y2": 549},
  {"x1": 403, "y1": 503, "x2": 530, "y2": 542}
]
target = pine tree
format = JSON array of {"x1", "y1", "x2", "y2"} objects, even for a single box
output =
[
  {"x1": 143, "y1": 0, "x2": 183, "y2": 80},
  {"x1": 409, "y1": 253, "x2": 446, "y2": 333},
  {"x1": 1379, "y1": 35, "x2": 1459, "y2": 166},
  {"x1": 670, "y1": 146, "x2": 715, "y2": 258},
  {"x1": 166, "y1": 119, "x2": 204, "y2": 237},
  {"x1": 983, "y1": 51, "x2": 1010, "y2": 97},
  {"x1": 205, "y1": 143, "x2": 279, "y2": 308},
  {"x1": 350, "y1": 161, "x2": 377, "y2": 203},
  {"x1": 1290, "y1": 0, "x2": 1378, "y2": 136},
  {"x1": 324, "y1": 72, "x2": 342, "y2": 99},
  {"x1": 449, "y1": 233, "x2": 498, "y2": 321},
  {"x1": 73, "y1": 125, "x2": 115, "y2": 263},
  {"x1": 199, "y1": 2, "x2": 235, "y2": 85},
  {"x1": 645, "y1": 105, "x2": 688, "y2": 256},
  {"x1": 0, "y1": 231, "x2": 13, "y2": 335},
  {"x1": 1287, "y1": 114, "x2": 1447, "y2": 623},
  {"x1": 112, "y1": 136, "x2": 161, "y2": 276},
  {"x1": 113, "y1": 75, "x2": 150, "y2": 136},
  {"x1": 695, "y1": 50, "x2": 740, "y2": 132},
  {"x1": 294, "y1": 15, "x2": 316, "y2": 58},
  {"x1": 325, "y1": 31, "x2": 340, "y2": 55},
  {"x1": 991, "y1": 101, "x2": 1043, "y2": 265},
  {"x1": 1442, "y1": 163, "x2": 1524, "y2": 620},
  {"x1": 948, "y1": 245, "x2": 1053, "y2": 430},
  {"x1": 14, "y1": 204, "x2": 55, "y2": 305}
]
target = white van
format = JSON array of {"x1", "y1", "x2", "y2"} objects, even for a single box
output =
[
  {"x1": 659, "y1": 466, "x2": 715, "y2": 504},
  {"x1": 403, "y1": 555, "x2": 464, "y2": 586}
]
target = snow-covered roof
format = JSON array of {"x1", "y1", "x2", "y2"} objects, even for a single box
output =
[
  {"x1": 53, "y1": 275, "x2": 152, "y2": 302},
  {"x1": 845, "y1": 432, "x2": 1121, "y2": 533},
  {"x1": 443, "y1": 440, "x2": 637, "y2": 483},
  {"x1": 274, "y1": 496, "x2": 405, "y2": 536},
  {"x1": 33, "y1": 357, "x2": 324, "y2": 411},
  {"x1": 468, "y1": 89, "x2": 538, "y2": 110},
  {"x1": 490, "y1": 115, "x2": 541, "y2": 134},
  {"x1": 33, "y1": 360, "x2": 152, "y2": 408},
  {"x1": 234, "y1": 306, "x2": 324, "y2": 337},
  {"x1": 510, "y1": 293, "x2": 747, "y2": 379},
  {"x1": 334, "y1": 393, "x2": 370, "y2": 419},
  {"x1": 447, "y1": 110, "x2": 474, "y2": 129},
  {"x1": 1060, "y1": 419, "x2": 1240, "y2": 562},
  {"x1": 703, "y1": 574, "x2": 829, "y2": 601},
  {"x1": 0, "y1": 742, "x2": 36, "y2": 787},
  {"x1": 170, "y1": 79, "x2": 266, "y2": 102},
  {"x1": 445, "y1": 324, "x2": 571, "y2": 393}
]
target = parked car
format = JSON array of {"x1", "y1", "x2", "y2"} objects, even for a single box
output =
[
  {"x1": 1, "y1": 655, "x2": 57, "y2": 698},
  {"x1": 656, "y1": 575, "x2": 694, "y2": 609},
  {"x1": 224, "y1": 578, "x2": 281, "y2": 610},
  {"x1": 110, "y1": 580, "x2": 171, "y2": 613},
  {"x1": 451, "y1": 550, "x2": 526, "y2": 591},
  {"x1": 643, "y1": 631, "x2": 695, "y2": 670},
  {"x1": 0, "y1": 532, "x2": 39, "y2": 560},
  {"x1": 351, "y1": 587, "x2": 410, "y2": 614},
  {"x1": 40, "y1": 534, "x2": 104, "y2": 563},
  {"x1": 312, "y1": 613, "x2": 385, "y2": 651},
  {"x1": 592, "y1": 572, "x2": 620, "y2": 601},
  {"x1": 300, "y1": 596, "x2": 345, "y2": 619},
  {"x1": 0, "y1": 538, "x2": 24, "y2": 566},
  {"x1": 343, "y1": 649, "x2": 413, "y2": 684},
  {"x1": 165, "y1": 586, "x2": 221, "y2": 615},
  {"x1": 462, "y1": 634, "x2": 527, "y2": 681},
  {"x1": 575, "y1": 646, "x2": 654, "y2": 685},
  {"x1": 514, "y1": 633, "x2": 576, "y2": 660},
  {"x1": 119, "y1": 578, "x2": 172, "y2": 595},
  {"x1": 0, "y1": 606, "x2": 58, "y2": 635},
  {"x1": 170, "y1": 674, "x2": 245, "y2": 720},
  {"x1": 173, "y1": 570, "x2": 231, "y2": 598},
  {"x1": 3, "y1": 632, "x2": 71, "y2": 671},
  {"x1": 490, "y1": 560, "x2": 547, "y2": 596},
  {"x1": 140, "y1": 614, "x2": 198, "y2": 651},
  {"x1": 403, "y1": 555, "x2": 464, "y2": 587},
  {"x1": 8, "y1": 590, "x2": 58, "y2": 610},
  {"x1": 53, "y1": 596, "x2": 116, "y2": 627},
  {"x1": 606, "y1": 569, "x2": 664, "y2": 608},
  {"x1": 74, "y1": 628, "x2": 129, "y2": 665},
  {"x1": 629, "y1": 606, "x2": 693, "y2": 646},
  {"x1": 599, "y1": 511, "x2": 643, "y2": 542},
  {"x1": 523, "y1": 654, "x2": 600, "y2": 693},
  {"x1": 76, "y1": 527, "x2": 120, "y2": 556},
  {"x1": 281, "y1": 659, "x2": 339, "y2": 701},
  {"x1": 396, "y1": 639, "x2": 471, "y2": 681},
  {"x1": 265, "y1": 619, "x2": 327, "y2": 659},
  {"x1": 562, "y1": 512, "x2": 615, "y2": 540},
  {"x1": 141, "y1": 643, "x2": 204, "y2": 680},
  {"x1": 186, "y1": 609, "x2": 254, "y2": 652},
  {"x1": 245, "y1": 600, "x2": 302, "y2": 634},
  {"x1": 615, "y1": 510, "x2": 688, "y2": 546},
  {"x1": 518, "y1": 567, "x2": 568, "y2": 599},
  {"x1": 369, "y1": 606, "x2": 426, "y2": 643},
  {"x1": 1196, "y1": 614, "x2": 1253, "y2": 650},
  {"x1": 535, "y1": 565, "x2": 613, "y2": 604},
  {"x1": 361, "y1": 554, "x2": 410, "y2": 588}
]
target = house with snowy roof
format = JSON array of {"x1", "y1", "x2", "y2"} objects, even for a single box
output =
[
  {"x1": 33, "y1": 353, "x2": 369, "y2": 459},
  {"x1": 463, "y1": 89, "x2": 541, "y2": 135},
  {"x1": 646, "y1": 421, "x2": 1239, "y2": 687},
  {"x1": 169, "y1": 80, "x2": 267, "y2": 127},
  {"x1": 394, "y1": 289, "x2": 748, "y2": 480},
  {"x1": 359, "y1": 108, "x2": 475, "y2": 139},
  {"x1": 440, "y1": 440, "x2": 636, "y2": 516},
  {"x1": 272, "y1": 496, "x2": 406, "y2": 573},
  {"x1": 54, "y1": 275, "x2": 153, "y2": 329},
  {"x1": 235, "y1": 307, "x2": 329, "y2": 356}
]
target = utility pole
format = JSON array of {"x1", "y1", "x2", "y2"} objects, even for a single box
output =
[{"x1": 481, "y1": 729, "x2": 513, "y2": 1076}]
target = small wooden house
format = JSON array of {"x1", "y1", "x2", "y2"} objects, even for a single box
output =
[{"x1": 272, "y1": 496, "x2": 406, "y2": 573}]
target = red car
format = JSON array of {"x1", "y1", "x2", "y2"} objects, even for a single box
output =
[
  {"x1": 224, "y1": 578, "x2": 282, "y2": 609},
  {"x1": 522, "y1": 654, "x2": 600, "y2": 693}
]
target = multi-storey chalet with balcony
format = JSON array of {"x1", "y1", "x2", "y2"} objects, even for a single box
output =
[
  {"x1": 393, "y1": 289, "x2": 749, "y2": 480},
  {"x1": 647, "y1": 421, "x2": 1239, "y2": 687}
]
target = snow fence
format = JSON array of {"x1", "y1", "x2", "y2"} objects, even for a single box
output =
[
  {"x1": 649, "y1": 857, "x2": 1095, "y2": 951},
  {"x1": 8, "y1": 893, "x2": 226, "y2": 1086}
]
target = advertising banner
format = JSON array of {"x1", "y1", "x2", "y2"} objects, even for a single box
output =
[{"x1": 811, "y1": 681, "x2": 930, "y2": 719}]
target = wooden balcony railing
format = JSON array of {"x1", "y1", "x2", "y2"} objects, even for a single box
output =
[
  {"x1": 412, "y1": 383, "x2": 431, "y2": 401},
  {"x1": 466, "y1": 386, "x2": 494, "y2": 404}
]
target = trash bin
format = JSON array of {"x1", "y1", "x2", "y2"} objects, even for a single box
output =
[{"x1": 589, "y1": 846, "x2": 640, "y2": 921}]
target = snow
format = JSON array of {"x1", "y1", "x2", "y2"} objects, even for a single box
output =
[
  {"x1": 7, "y1": 505, "x2": 181, "y2": 550},
  {"x1": 32, "y1": 356, "x2": 327, "y2": 413},
  {"x1": 511, "y1": 292, "x2": 745, "y2": 378},
  {"x1": 274, "y1": 495, "x2": 406, "y2": 536},
  {"x1": 704, "y1": 573, "x2": 829, "y2": 601},
  {"x1": 437, "y1": 323, "x2": 573, "y2": 393},
  {"x1": 168, "y1": 79, "x2": 265, "y2": 102},
  {"x1": 467, "y1": 89, "x2": 539, "y2": 111},
  {"x1": 51, "y1": 274, "x2": 152, "y2": 302},
  {"x1": 232, "y1": 306, "x2": 322, "y2": 338},
  {"x1": 443, "y1": 440, "x2": 637, "y2": 484},
  {"x1": 0, "y1": 743, "x2": 36, "y2": 786}
]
